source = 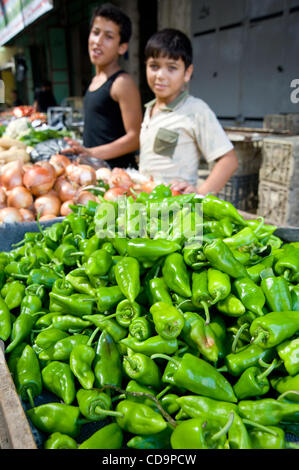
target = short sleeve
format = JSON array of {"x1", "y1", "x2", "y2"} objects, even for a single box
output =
[{"x1": 194, "y1": 103, "x2": 234, "y2": 162}]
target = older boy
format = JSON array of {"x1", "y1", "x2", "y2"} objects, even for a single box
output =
[
  {"x1": 63, "y1": 3, "x2": 142, "y2": 169},
  {"x1": 139, "y1": 28, "x2": 238, "y2": 194}
]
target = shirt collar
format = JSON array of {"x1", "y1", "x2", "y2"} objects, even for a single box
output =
[{"x1": 145, "y1": 90, "x2": 189, "y2": 112}]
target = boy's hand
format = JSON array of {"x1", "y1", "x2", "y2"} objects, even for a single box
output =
[{"x1": 170, "y1": 180, "x2": 198, "y2": 194}]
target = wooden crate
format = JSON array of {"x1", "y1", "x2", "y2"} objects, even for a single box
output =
[
  {"x1": 263, "y1": 114, "x2": 299, "y2": 135},
  {"x1": 257, "y1": 179, "x2": 299, "y2": 227},
  {"x1": 259, "y1": 136, "x2": 299, "y2": 188},
  {"x1": 0, "y1": 341, "x2": 37, "y2": 449}
]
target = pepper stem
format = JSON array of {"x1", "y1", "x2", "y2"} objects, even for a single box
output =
[
  {"x1": 257, "y1": 358, "x2": 278, "y2": 380},
  {"x1": 242, "y1": 419, "x2": 278, "y2": 436},
  {"x1": 201, "y1": 301, "x2": 210, "y2": 324},
  {"x1": 87, "y1": 327, "x2": 100, "y2": 346},
  {"x1": 251, "y1": 329, "x2": 267, "y2": 346},
  {"x1": 26, "y1": 388, "x2": 35, "y2": 409},
  {"x1": 94, "y1": 406, "x2": 123, "y2": 418},
  {"x1": 277, "y1": 390, "x2": 299, "y2": 401},
  {"x1": 232, "y1": 323, "x2": 249, "y2": 353},
  {"x1": 150, "y1": 353, "x2": 179, "y2": 366},
  {"x1": 156, "y1": 385, "x2": 172, "y2": 400},
  {"x1": 210, "y1": 411, "x2": 234, "y2": 441}
]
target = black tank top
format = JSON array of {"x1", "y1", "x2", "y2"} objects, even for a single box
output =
[{"x1": 83, "y1": 70, "x2": 137, "y2": 169}]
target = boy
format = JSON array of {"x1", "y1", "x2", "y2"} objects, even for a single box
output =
[
  {"x1": 63, "y1": 3, "x2": 142, "y2": 169},
  {"x1": 139, "y1": 28, "x2": 238, "y2": 194}
]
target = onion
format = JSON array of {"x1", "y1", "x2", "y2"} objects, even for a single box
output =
[
  {"x1": 7, "y1": 186, "x2": 33, "y2": 209},
  {"x1": 60, "y1": 200, "x2": 74, "y2": 216},
  {"x1": 49, "y1": 154, "x2": 71, "y2": 177},
  {"x1": 34, "y1": 194, "x2": 61, "y2": 217},
  {"x1": 104, "y1": 187, "x2": 127, "y2": 201},
  {"x1": 96, "y1": 167, "x2": 112, "y2": 182},
  {"x1": 140, "y1": 177, "x2": 157, "y2": 193},
  {"x1": 74, "y1": 190, "x2": 97, "y2": 206},
  {"x1": 38, "y1": 214, "x2": 57, "y2": 221},
  {"x1": 0, "y1": 207, "x2": 22, "y2": 223},
  {"x1": 23, "y1": 162, "x2": 56, "y2": 196},
  {"x1": 108, "y1": 168, "x2": 133, "y2": 189},
  {"x1": 1, "y1": 161, "x2": 24, "y2": 189},
  {"x1": 0, "y1": 187, "x2": 7, "y2": 207},
  {"x1": 19, "y1": 208, "x2": 35, "y2": 222},
  {"x1": 55, "y1": 176, "x2": 79, "y2": 202},
  {"x1": 66, "y1": 163, "x2": 97, "y2": 186}
]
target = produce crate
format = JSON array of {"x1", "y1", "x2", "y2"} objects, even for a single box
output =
[
  {"x1": 259, "y1": 136, "x2": 299, "y2": 187},
  {"x1": 216, "y1": 173, "x2": 259, "y2": 213},
  {"x1": 263, "y1": 114, "x2": 299, "y2": 135},
  {"x1": 257, "y1": 179, "x2": 299, "y2": 227}
]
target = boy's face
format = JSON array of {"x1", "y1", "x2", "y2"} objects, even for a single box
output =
[
  {"x1": 88, "y1": 16, "x2": 128, "y2": 68},
  {"x1": 146, "y1": 55, "x2": 193, "y2": 104}
]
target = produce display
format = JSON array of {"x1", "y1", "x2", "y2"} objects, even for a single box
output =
[{"x1": 0, "y1": 187, "x2": 298, "y2": 450}]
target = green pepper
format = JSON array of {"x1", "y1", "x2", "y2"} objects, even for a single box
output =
[
  {"x1": 76, "y1": 388, "x2": 119, "y2": 420},
  {"x1": 15, "y1": 344, "x2": 42, "y2": 408},
  {"x1": 150, "y1": 301, "x2": 184, "y2": 340},
  {"x1": 274, "y1": 245, "x2": 299, "y2": 282},
  {"x1": 51, "y1": 315, "x2": 92, "y2": 332},
  {"x1": 4, "y1": 255, "x2": 38, "y2": 279},
  {"x1": 260, "y1": 269, "x2": 292, "y2": 312},
  {"x1": 160, "y1": 393, "x2": 180, "y2": 415},
  {"x1": 85, "y1": 248, "x2": 113, "y2": 278},
  {"x1": 271, "y1": 375, "x2": 299, "y2": 401},
  {"x1": 120, "y1": 335, "x2": 178, "y2": 356},
  {"x1": 34, "y1": 328, "x2": 69, "y2": 360},
  {"x1": 96, "y1": 285, "x2": 125, "y2": 313},
  {"x1": 233, "y1": 276, "x2": 266, "y2": 317},
  {"x1": 114, "y1": 256, "x2": 140, "y2": 303},
  {"x1": 276, "y1": 338, "x2": 299, "y2": 376},
  {"x1": 202, "y1": 194, "x2": 246, "y2": 225},
  {"x1": 127, "y1": 238, "x2": 180, "y2": 263},
  {"x1": 181, "y1": 311, "x2": 221, "y2": 363},
  {"x1": 83, "y1": 314, "x2": 127, "y2": 343},
  {"x1": 5, "y1": 294, "x2": 43, "y2": 353},
  {"x1": 64, "y1": 212, "x2": 87, "y2": 240},
  {"x1": 203, "y1": 239, "x2": 248, "y2": 279},
  {"x1": 162, "y1": 253, "x2": 191, "y2": 298},
  {"x1": 44, "y1": 432, "x2": 77, "y2": 449},
  {"x1": 203, "y1": 217, "x2": 234, "y2": 238},
  {"x1": 124, "y1": 350, "x2": 161, "y2": 390},
  {"x1": 223, "y1": 226, "x2": 259, "y2": 250},
  {"x1": 152, "y1": 352, "x2": 237, "y2": 403},
  {"x1": 27, "y1": 267, "x2": 61, "y2": 289},
  {"x1": 82, "y1": 234, "x2": 102, "y2": 261},
  {"x1": 216, "y1": 293, "x2": 246, "y2": 317},
  {"x1": 0, "y1": 294, "x2": 12, "y2": 341},
  {"x1": 250, "y1": 311, "x2": 299, "y2": 348},
  {"x1": 78, "y1": 423, "x2": 123, "y2": 449},
  {"x1": 246, "y1": 255, "x2": 274, "y2": 283},
  {"x1": 176, "y1": 395, "x2": 250, "y2": 449},
  {"x1": 35, "y1": 312, "x2": 60, "y2": 329},
  {"x1": 42, "y1": 361, "x2": 76, "y2": 405},
  {"x1": 70, "y1": 328, "x2": 99, "y2": 389},
  {"x1": 127, "y1": 428, "x2": 172, "y2": 450},
  {"x1": 125, "y1": 379, "x2": 156, "y2": 408},
  {"x1": 115, "y1": 400, "x2": 167, "y2": 435},
  {"x1": 49, "y1": 292, "x2": 95, "y2": 317},
  {"x1": 115, "y1": 299, "x2": 141, "y2": 327},
  {"x1": 233, "y1": 359, "x2": 278, "y2": 399},
  {"x1": 27, "y1": 403, "x2": 82, "y2": 437},
  {"x1": 248, "y1": 425, "x2": 286, "y2": 449},
  {"x1": 110, "y1": 236, "x2": 129, "y2": 256},
  {"x1": 182, "y1": 240, "x2": 207, "y2": 271},
  {"x1": 94, "y1": 330, "x2": 122, "y2": 388},
  {"x1": 207, "y1": 268, "x2": 231, "y2": 304},
  {"x1": 147, "y1": 277, "x2": 173, "y2": 306},
  {"x1": 52, "y1": 334, "x2": 89, "y2": 361},
  {"x1": 238, "y1": 399, "x2": 299, "y2": 426},
  {"x1": 44, "y1": 223, "x2": 64, "y2": 249},
  {"x1": 224, "y1": 343, "x2": 275, "y2": 376},
  {"x1": 170, "y1": 415, "x2": 234, "y2": 449},
  {"x1": 1, "y1": 280, "x2": 25, "y2": 311},
  {"x1": 52, "y1": 278, "x2": 74, "y2": 296},
  {"x1": 129, "y1": 316, "x2": 153, "y2": 341},
  {"x1": 191, "y1": 271, "x2": 212, "y2": 322},
  {"x1": 65, "y1": 269, "x2": 96, "y2": 297}
]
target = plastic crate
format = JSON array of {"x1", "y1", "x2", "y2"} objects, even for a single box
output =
[
  {"x1": 216, "y1": 173, "x2": 259, "y2": 213},
  {"x1": 257, "y1": 179, "x2": 299, "y2": 227},
  {"x1": 209, "y1": 140, "x2": 263, "y2": 177},
  {"x1": 260, "y1": 136, "x2": 299, "y2": 187}
]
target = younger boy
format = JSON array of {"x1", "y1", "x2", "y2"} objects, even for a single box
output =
[
  {"x1": 63, "y1": 3, "x2": 142, "y2": 169},
  {"x1": 139, "y1": 28, "x2": 238, "y2": 194}
]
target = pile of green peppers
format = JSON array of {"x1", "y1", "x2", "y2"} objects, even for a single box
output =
[{"x1": 0, "y1": 186, "x2": 299, "y2": 450}]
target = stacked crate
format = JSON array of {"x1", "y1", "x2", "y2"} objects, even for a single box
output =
[
  {"x1": 263, "y1": 114, "x2": 299, "y2": 135},
  {"x1": 257, "y1": 136, "x2": 299, "y2": 226},
  {"x1": 208, "y1": 134, "x2": 263, "y2": 212}
]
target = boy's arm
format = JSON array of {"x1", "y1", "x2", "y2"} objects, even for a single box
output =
[
  {"x1": 63, "y1": 74, "x2": 143, "y2": 159},
  {"x1": 171, "y1": 149, "x2": 238, "y2": 195}
]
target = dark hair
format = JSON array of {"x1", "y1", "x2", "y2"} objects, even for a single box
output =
[
  {"x1": 90, "y1": 3, "x2": 132, "y2": 44},
  {"x1": 144, "y1": 28, "x2": 193, "y2": 69}
]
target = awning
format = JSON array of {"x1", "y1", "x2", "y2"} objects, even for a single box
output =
[{"x1": 0, "y1": 0, "x2": 54, "y2": 46}]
